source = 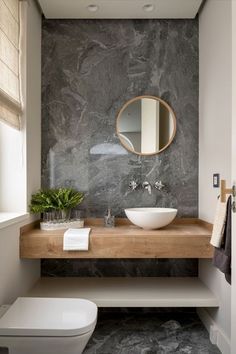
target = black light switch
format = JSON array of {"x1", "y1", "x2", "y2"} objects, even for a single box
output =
[{"x1": 213, "y1": 173, "x2": 220, "y2": 188}]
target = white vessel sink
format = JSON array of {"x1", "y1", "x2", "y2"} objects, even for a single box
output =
[{"x1": 124, "y1": 207, "x2": 177, "y2": 230}]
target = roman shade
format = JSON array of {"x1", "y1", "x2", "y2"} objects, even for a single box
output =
[{"x1": 0, "y1": 0, "x2": 22, "y2": 129}]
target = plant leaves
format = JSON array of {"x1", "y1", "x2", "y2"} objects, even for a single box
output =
[{"x1": 29, "y1": 188, "x2": 84, "y2": 214}]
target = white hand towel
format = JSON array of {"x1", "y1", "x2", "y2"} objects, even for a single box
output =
[
  {"x1": 63, "y1": 228, "x2": 90, "y2": 251},
  {"x1": 210, "y1": 196, "x2": 229, "y2": 248}
]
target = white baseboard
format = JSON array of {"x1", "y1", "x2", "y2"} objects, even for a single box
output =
[{"x1": 197, "y1": 308, "x2": 231, "y2": 354}]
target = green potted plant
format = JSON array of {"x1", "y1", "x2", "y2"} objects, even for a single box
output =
[{"x1": 29, "y1": 188, "x2": 84, "y2": 220}]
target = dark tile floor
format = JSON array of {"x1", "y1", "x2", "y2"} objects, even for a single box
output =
[
  {"x1": 84, "y1": 310, "x2": 221, "y2": 354},
  {"x1": 0, "y1": 310, "x2": 221, "y2": 354}
]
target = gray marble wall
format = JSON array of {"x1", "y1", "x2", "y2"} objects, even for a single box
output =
[
  {"x1": 42, "y1": 19, "x2": 199, "y2": 218},
  {"x1": 41, "y1": 19, "x2": 198, "y2": 277},
  {"x1": 41, "y1": 259, "x2": 198, "y2": 277}
]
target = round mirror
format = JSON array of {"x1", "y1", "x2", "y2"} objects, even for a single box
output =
[{"x1": 116, "y1": 96, "x2": 176, "y2": 155}]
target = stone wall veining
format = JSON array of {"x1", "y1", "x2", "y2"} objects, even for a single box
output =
[
  {"x1": 42, "y1": 18, "x2": 198, "y2": 218},
  {"x1": 41, "y1": 19, "x2": 198, "y2": 277}
]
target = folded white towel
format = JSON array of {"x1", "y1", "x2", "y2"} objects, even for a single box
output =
[
  {"x1": 210, "y1": 196, "x2": 229, "y2": 248},
  {"x1": 63, "y1": 228, "x2": 91, "y2": 251}
]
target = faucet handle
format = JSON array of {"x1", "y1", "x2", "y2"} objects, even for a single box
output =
[
  {"x1": 154, "y1": 180, "x2": 165, "y2": 191},
  {"x1": 129, "y1": 180, "x2": 139, "y2": 191}
]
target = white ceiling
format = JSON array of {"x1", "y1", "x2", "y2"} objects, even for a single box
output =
[{"x1": 38, "y1": 0, "x2": 204, "y2": 19}]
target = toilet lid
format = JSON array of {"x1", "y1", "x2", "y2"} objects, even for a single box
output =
[{"x1": 0, "y1": 297, "x2": 97, "y2": 337}]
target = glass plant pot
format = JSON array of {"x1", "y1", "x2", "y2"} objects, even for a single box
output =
[
  {"x1": 60, "y1": 209, "x2": 71, "y2": 220},
  {"x1": 41, "y1": 209, "x2": 84, "y2": 231},
  {"x1": 42, "y1": 211, "x2": 56, "y2": 222}
]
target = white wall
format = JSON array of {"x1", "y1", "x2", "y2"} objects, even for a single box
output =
[
  {"x1": 0, "y1": 220, "x2": 40, "y2": 304},
  {"x1": 231, "y1": 2, "x2": 236, "y2": 352},
  {"x1": 0, "y1": 0, "x2": 41, "y2": 304},
  {"x1": 199, "y1": 0, "x2": 232, "y2": 352},
  {"x1": 25, "y1": 0, "x2": 42, "y2": 206}
]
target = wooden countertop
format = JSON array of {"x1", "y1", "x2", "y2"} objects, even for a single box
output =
[{"x1": 20, "y1": 218, "x2": 213, "y2": 259}]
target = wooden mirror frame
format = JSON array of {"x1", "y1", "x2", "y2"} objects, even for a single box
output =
[{"x1": 116, "y1": 95, "x2": 177, "y2": 156}]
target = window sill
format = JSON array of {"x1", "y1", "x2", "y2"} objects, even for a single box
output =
[{"x1": 0, "y1": 212, "x2": 29, "y2": 230}]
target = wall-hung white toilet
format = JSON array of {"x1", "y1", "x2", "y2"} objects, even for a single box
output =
[{"x1": 0, "y1": 297, "x2": 97, "y2": 354}]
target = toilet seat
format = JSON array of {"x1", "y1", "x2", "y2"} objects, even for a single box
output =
[{"x1": 0, "y1": 297, "x2": 97, "y2": 337}]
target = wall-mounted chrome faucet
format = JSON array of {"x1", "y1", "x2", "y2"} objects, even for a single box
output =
[{"x1": 129, "y1": 180, "x2": 165, "y2": 195}]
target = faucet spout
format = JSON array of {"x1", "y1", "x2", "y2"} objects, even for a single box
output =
[{"x1": 142, "y1": 181, "x2": 152, "y2": 195}]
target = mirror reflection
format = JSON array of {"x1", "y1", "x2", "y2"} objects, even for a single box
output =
[{"x1": 117, "y1": 96, "x2": 176, "y2": 155}]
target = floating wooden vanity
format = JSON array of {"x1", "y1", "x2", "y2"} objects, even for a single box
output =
[
  {"x1": 22, "y1": 218, "x2": 218, "y2": 308},
  {"x1": 20, "y1": 218, "x2": 213, "y2": 259}
]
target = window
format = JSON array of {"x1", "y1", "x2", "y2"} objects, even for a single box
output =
[
  {"x1": 0, "y1": 0, "x2": 27, "y2": 219},
  {"x1": 0, "y1": 0, "x2": 22, "y2": 130}
]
